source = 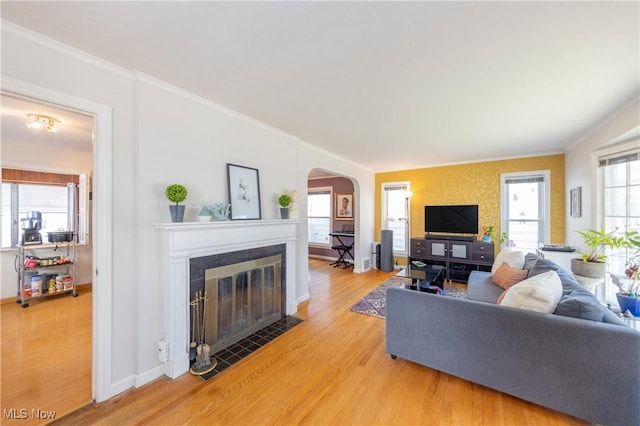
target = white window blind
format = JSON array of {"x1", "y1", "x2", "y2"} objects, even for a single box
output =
[
  {"x1": 308, "y1": 188, "x2": 331, "y2": 245},
  {"x1": 599, "y1": 148, "x2": 640, "y2": 302},
  {"x1": 501, "y1": 171, "x2": 550, "y2": 253},
  {"x1": 382, "y1": 182, "x2": 410, "y2": 255},
  {"x1": 1, "y1": 181, "x2": 79, "y2": 248}
]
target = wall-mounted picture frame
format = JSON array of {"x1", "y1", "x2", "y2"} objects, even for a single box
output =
[
  {"x1": 335, "y1": 193, "x2": 353, "y2": 220},
  {"x1": 227, "y1": 163, "x2": 262, "y2": 220},
  {"x1": 570, "y1": 187, "x2": 582, "y2": 218}
]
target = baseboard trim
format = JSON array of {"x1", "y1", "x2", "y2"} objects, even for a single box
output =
[
  {"x1": 135, "y1": 365, "x2": 165, "y2": 388},
  {"x1": 110, "y1": 375, "x2": 136, "y2": 400},
  {"x1": 109, "y1": 363, "x2": 164, "y2": 400},
  {"x1": 297, "y1": 293, "x2": 310, "y2": 305},
  {"x1": 308, "y1": 254, "x2": 335, "y2": 261}
]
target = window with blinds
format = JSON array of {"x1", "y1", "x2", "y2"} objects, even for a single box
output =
[
  {"x1": 1, "y1": 168, "x2": 84, "y2": 248},
  {"x1": 500, "y1": 171, "x2": 550, "y2": 253},
  {"x1": 382, "y1": 182, "x2": 410, "y2": 255},
  {"x1": 599, "y1": 148, "x2": 640, "y2": 302},
  {"x1": 308, "y1": 188, "x2": 332, "y2": 246}
]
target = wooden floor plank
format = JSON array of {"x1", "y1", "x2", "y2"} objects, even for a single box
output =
[
  {"x1": 1, "y1": 286, "x2": 92, "y2": 425},
  {"x1": 3, "y1": 259, "x2": 587, "y2": 425}
]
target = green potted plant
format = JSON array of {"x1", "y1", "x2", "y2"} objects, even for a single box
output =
[
  {"x1": 571, "y1": 228, "x2": 632, "y2": 278},
  {"x1": 481, "y1": 225, "x2": 496, "y2": 243},
  {"x1": 613, "y1": 231, "x2": 640, "y2": 315},
  {"x1": 278, "y1": 193, "x2": 292, "y2": 219},
  {"x1": 165, "y1": 184, "x2": 188, "y2": 223},
  {"x1": 499, "y1": 231, "x2": 509, "y2": 247}
]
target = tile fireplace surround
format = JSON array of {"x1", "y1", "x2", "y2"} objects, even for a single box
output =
[{"x1": 153, "y1": 219, "x2": 301, "y2": 378}]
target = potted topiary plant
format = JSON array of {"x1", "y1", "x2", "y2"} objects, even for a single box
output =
[
  {"x1": 165, "y1": 183, "x2": 188, "y2": 223},
  {"x1": 278, "y1": 193, "x2": 292, "y2": 219},
  {"x1": 571, "y1": 228, "x2": 632, "y2": 278}
]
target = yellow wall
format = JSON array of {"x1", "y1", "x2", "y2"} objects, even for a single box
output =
[{"x1": 375, "y1": 154, "x2": 565, "y2": 263}]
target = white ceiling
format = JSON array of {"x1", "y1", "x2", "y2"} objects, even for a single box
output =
[
  {"x1": 1, "y1": 94, "x2": 94, "y2": 154},
  {"x1": 1, "y1": 1, "x2": 638, "y2": 172}
]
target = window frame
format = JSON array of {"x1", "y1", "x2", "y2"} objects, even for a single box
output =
[
  {"x1": 500, "y1": 170, "x2": 551, "y2": 252},
  {"x1": 307, "y1": 186, "x2": 333, "y2": 248},
  {"x1": 594, "y1": 141, "x2": 640, "y2": 304},
  {"x1": 381, "y1": 181, "x2": 410, "y2": 257},
  {"x1": 1, "y1": 168, "x2": 88, "y2": 249}
]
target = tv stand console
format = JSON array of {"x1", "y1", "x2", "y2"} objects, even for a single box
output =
[{"x1": 410, "y1": 238, "x2": 494, "y2": 283}]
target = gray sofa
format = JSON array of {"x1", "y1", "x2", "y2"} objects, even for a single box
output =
[{"x1": 386, "y1": 255, "x2": 640, "y2": 426}]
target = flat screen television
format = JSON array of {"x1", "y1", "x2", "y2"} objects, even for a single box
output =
[{"x1": 424, "y1": 205, "x2": 479, "y2": 235}]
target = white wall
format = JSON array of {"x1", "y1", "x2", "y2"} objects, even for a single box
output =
[
  {"x1": 1, "y1": 21, "x2": 138, "y2": 387},
  {"x1": 134, "y1": 76, "x2": 301, "y2": 374},
  {"x1": 564, "y1": 97, "x2": 640, "y2": 251},
  {"x1": 1, "y1": 21, "x2": 374, "y2": 399}
]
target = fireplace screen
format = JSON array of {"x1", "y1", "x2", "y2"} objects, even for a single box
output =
[{"x1": 204, "y1": 255, "x2": 282, "y2": 353}]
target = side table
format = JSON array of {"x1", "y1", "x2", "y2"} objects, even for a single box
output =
[
  {"x1": 396, "y1": 264, "x2": 445, "y2": 291},
  {"x1": 574, "y1": 274, "x2": 603, "y2": 294}
]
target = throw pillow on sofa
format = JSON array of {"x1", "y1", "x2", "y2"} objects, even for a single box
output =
[
  {"x1": 530, "y1": 259, "x2": 592, "y2": 297},
  {"x1": 528, "y1": 258, "x2": 562, "y2": 277},
  {"x1": 491, "y1": 247, "x2": 525, "y2": 274},
  {"x1": 492, "y1": 262, "x2": 528, "y2": 289},
  {"x1": 554, "y1": 290, "x2": 605, "y2": 322},
  {"x1": 522, "y1": 252, "x2": 540, "y2": 273},
  {"x1": 499, "y1": 270, "x2": 562, "y2": 314}
]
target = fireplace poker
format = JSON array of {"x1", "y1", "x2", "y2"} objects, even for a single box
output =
[
  {"x1": 190, "y1": 289, "x2": 216, "y2": 375},
  {"x1": 200, "y1": 290, "x2": 207, "y2": 344},
  {"x1": 189, "y1": 294, "x2": 198, "y2": 360}
]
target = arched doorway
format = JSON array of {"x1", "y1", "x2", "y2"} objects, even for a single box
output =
[{"x1": 307, "y1": 168, "x2": 357, "y2": 269}]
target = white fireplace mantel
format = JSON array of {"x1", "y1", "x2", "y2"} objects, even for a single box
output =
[{"x1": 153, "y1": 219, "x2": 302, "y2": 378}]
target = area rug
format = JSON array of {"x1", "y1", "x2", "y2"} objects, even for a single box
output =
[{"x1": 349, "y1": 277, "x2": 467, "y2": 319}]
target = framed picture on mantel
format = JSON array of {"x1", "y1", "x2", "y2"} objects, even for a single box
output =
[{"x1": 227, "y1": 163, "x2": 262, "y2": 220}]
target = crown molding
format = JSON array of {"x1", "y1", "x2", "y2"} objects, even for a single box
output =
[
  {"x1": 2, "y1": 19, "x2": 133, "y2": 81},
  {"x1": 133, "y1": 71, "x2": 302, "y2": 143}
]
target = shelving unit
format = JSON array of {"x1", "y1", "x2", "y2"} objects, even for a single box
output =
[
  {"x1": 409, "y1": 237, "x2": 494, "y2": 283},
  {"x1": 16, "y1": 241, "x2": 77, "y2": 308}
]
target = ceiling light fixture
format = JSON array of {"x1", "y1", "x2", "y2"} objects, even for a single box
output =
[{"x1": 26, "y1": 114, "x2": 61, "y2": 133}]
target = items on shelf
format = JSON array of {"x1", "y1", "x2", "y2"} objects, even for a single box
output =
[
  {"x1": 16, "y1": 239, "x2": 77, "y2": 308},
  {"x1": 23, "y1": 255, "x2": 72, "y2": 268}
]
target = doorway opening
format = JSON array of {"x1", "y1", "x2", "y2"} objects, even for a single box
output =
[
  {"x1": 307, "y1": 168, "x2": 357, "y2": 269},
  {"x1": 1, "y1": 92, "x2": 94, "y2": 415},
  {"x1": 1, "y1": 77, "x2": 114, "y2": 407}
]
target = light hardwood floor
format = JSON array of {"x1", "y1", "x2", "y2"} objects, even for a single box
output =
[
  {"x1": 1, "y1": 286, "x2": 92, "y2": 425},
  {"x1": 3, "y1": 259, "x2": 586, "y2": 425}
]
